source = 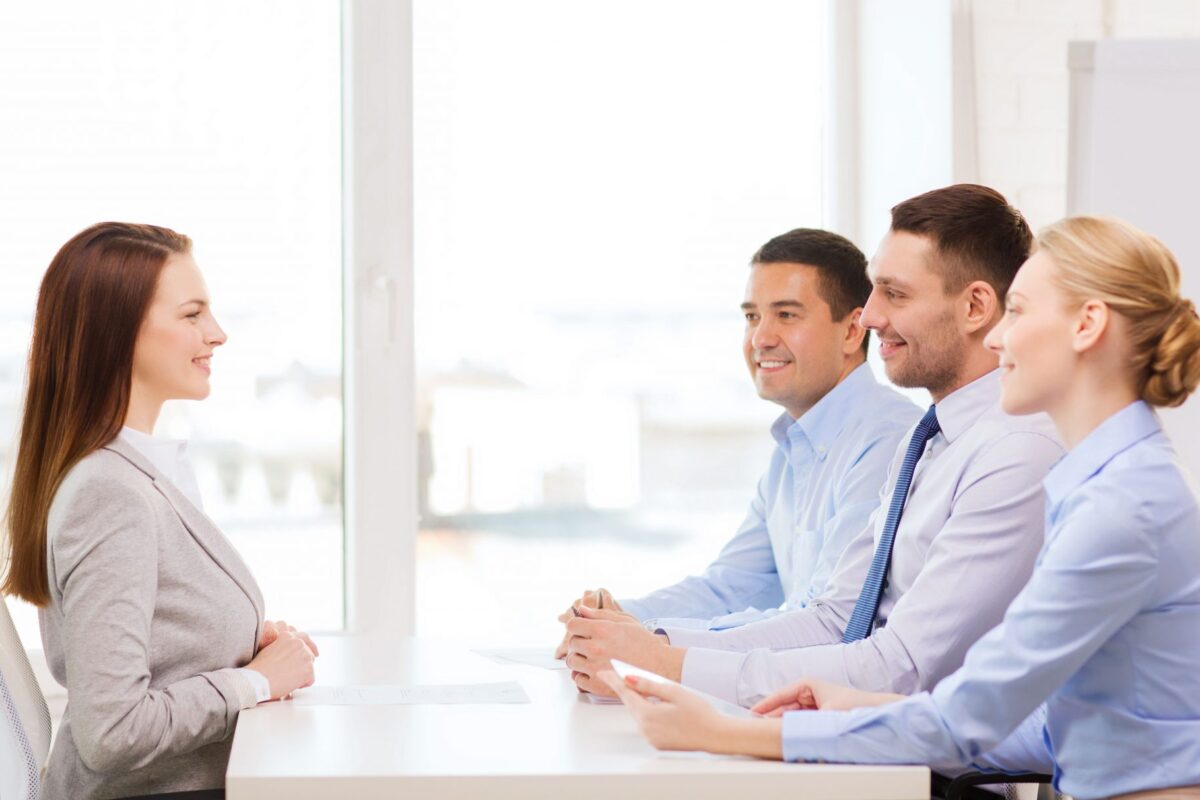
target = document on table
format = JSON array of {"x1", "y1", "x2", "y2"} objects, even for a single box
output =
[
  {"x1": 289, "y1": 682, "x2": 530, "y2": 706},
  {"x1": 473, "y1": 647, "x2": 569, "y2": 670}
]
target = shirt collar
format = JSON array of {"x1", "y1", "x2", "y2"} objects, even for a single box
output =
[
  {"x1": 770, "y1": 362, "x2": 878, "y2": 455},
  {"x1": 1043, "y1": 400, "x2": 1161, "y2": 507},
  {"x1": 119, "y1": 426, "x2": 189, "y2": 462},
  {"x1": 932, "y1": 369, "x2": 1002, "y2": 443}
]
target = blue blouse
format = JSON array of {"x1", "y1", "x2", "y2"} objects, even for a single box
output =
[{"x1": 780, "y1": 401, "x2": 1200, "y2": 799}]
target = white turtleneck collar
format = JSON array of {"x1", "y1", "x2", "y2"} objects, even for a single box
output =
[{"x1": 118, "y1": 426, "x2": 205, "y2": 511}]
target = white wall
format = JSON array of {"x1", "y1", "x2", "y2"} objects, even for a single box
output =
[
  {"x1": 844, "y1": 1, "x2": 1200, "y2": 406},
  {"x1": 846, "y1": 0, "x2": 1200, "y2": 233},
  {"x1": 968, "y1": 0, "x2": 1200, "y2": 230},
  {"x1": 1067, "y1": 38, "x2": 1200, "y2": 473}
]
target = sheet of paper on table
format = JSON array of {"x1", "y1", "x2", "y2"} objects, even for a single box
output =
[
  {"x1": 473, "y1": 647, "x2": 569, "y2": 670},
  {"x1": 289, "y1": 682, "x2": 530, "y2": 706}
]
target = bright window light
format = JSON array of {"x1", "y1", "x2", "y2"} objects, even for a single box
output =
[
  {"x1": 414, "y1": 0, "x2": 826, "y2": 644},
  {"x1": 0, "y1": 0, "x2": 344, "y2": 647}
]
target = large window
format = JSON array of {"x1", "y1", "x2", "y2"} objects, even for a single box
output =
[
  {"x1": 413, "y1": 0, "x2": 827, "y2": 644},
  {"x1": 0, "y1": 1, "x2": 344, "y2": 648}
]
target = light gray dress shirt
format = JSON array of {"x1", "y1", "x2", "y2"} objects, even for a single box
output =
[{"x1": 669, "y1": 370, "x2": 1064, "y2": 706}]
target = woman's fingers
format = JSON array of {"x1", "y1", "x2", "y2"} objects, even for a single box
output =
[
  {"x1": 762, "y1": 702, "x2": 802, "y2": 717},
  {"x1": 259, "y1": 619, "x2": 280, "y2": 648},
  {"x1": 265, "y1": 619, "x2": 320, "y2": 657},
  {"x1": 751, "y1": 683, "x2": 798, "y2": 714},
  {"x1": 296, "y1": 630, "x2": 320, "y2": 657},
  {"x1": 751, "y1": 680, "x2": 816, "y2": 714}
]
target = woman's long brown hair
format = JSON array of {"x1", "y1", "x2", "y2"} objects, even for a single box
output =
[{"x1": 2, "y1": 222, "x2": 191, "y2": 605}]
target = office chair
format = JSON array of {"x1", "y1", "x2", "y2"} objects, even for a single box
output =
[
  {"x1": 1, "y1": 599, "x2": 52, "y2": 800},
  {"x1": 932, "y1": 769, "x2": 1056, "y2": 800}
]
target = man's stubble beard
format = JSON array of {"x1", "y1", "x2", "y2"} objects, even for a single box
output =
[{"x1": 887, "y1": 317, "x2": 965, "y2": 399}]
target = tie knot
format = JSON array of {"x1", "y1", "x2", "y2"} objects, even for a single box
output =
[{"x1": 916, "y1": 404, "x2": 940, "y2": 440}]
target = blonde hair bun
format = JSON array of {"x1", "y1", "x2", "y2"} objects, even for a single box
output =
[{"x1": 1146, "y1": 298, "x2": 1200, "y2": 407}]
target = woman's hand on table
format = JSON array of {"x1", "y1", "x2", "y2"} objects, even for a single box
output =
[
  {"x1": 751, "y1": 678, "x2": 902, "y2": 715},
  {"x1": 600, "y1": 670, "x2": 783, "y2": 759}
]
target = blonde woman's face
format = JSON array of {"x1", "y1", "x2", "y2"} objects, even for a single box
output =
[
  {"x1": 984, "y1": 251, "x2": 1078, "y2": 415},
  {"x1": 131, "y1": 254, "x2": 227, "y2": 406}
]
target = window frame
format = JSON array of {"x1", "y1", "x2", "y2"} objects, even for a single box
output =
[{"x1": 342, "y1": 0, "x2": 418, "y2": 647}]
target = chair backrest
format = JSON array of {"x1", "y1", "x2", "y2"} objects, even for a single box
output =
[{"x1": 0, "y1": 599, "x2": 50, "y2": 800}]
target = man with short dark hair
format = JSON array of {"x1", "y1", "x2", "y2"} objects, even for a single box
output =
[
  {"x1": 566, "y1": 185, "x2": 1064, "y2": 706},
  {"x1": 555, "y1": 229, "x2": 919, "y2": 658}
]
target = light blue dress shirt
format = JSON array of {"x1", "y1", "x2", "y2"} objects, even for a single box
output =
[
  {"x1": 781, "y1": 401, "x2": 1200, "y2": 799},
  {"x1": 620, "y1": 363, "x2": 920, "y2": 631}
]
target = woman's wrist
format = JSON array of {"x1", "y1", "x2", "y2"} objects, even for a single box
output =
[
  {"x1": 855, "y1": 689, "x2": 903, "y2": 708},
  {"x1": 707, "y1": 715, "x2": 784, "y2": 760}
]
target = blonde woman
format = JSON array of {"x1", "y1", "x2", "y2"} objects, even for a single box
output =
[
  {"x1": 604, "y1": 216, "x2": 1200, "y2": 800},
  {"x1": 2, "y1": 223, "x2": 318, "y2": 799}
]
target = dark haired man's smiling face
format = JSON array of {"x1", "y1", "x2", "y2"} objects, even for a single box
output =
[{"x1": 742, "y1": 262, "x2": 858, "y2": 419}]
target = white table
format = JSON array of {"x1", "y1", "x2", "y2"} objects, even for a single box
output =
[{"x1": 226, "y1": 636, "x2": 929, "y2": 799}]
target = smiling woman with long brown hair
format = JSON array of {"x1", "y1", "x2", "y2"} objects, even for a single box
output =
[{"x1": 3, "y1": 223, "x2": 318, "y2": 800}]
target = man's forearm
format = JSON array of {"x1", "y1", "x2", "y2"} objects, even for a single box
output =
[{"x1": 663, "y1": 601, "x2": 845, "y2": 652}]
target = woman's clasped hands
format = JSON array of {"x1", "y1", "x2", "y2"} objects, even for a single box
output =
[{"x1": 247, "y1": 619, "x2": 320, "y2": 700}]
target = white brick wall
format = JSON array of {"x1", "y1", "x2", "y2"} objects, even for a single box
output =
[{"x1": 967, "y1": 0, "x2": 1200, "y2": 228}]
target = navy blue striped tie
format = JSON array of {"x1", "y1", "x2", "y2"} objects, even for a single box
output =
[{"x1": 842, "y1": 404, "x2": 940, "y2": 643}]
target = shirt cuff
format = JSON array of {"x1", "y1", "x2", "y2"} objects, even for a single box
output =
[
  {"x1": 660, "y1": 624, "x2": 723, "y2": 648},
  {"x1": 647, "y1": 616, "x2": 711, "y2": 633},
  {"x1": 224, "y1": 667, "x2": 272, "y2": 708},
  {"x1": 679, "y1": 647, "x2": 748, "y2": 704},
  {"x1": 780, "y1": 709, "x2": 851, "y2": 763},
  {"x1": 239, "y1": 667, "x2": 272, "y2": 703}
]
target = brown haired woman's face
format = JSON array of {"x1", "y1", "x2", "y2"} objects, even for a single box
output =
[{"x1": 131, "y1": 254, "x2": 226, "y2": 405}]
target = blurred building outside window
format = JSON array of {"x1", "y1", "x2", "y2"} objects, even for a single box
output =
[{"x1": 414, "y1": 0, "x2": 828, "y2": 645}]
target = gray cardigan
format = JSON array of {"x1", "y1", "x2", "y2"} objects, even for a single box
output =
[{"x1": 39, "y1": 438, "x2": 264, "y2": 799}]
